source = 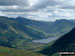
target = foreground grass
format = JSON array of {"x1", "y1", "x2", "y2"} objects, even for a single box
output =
[{"x1": 0, "y1": 46, "x2": 45, "y2": 56}]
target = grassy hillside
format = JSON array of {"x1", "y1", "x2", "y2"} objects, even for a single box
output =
[
  {"x1": 16, "y1": 17, "x2": 54, "y2": 33},
  {"x1": 0, "y1": 16, "x2": 48, "y2": 49},
  {"x1": 0, "y1": 16, "x2": 75, "y2": 56},
  {"x1": 48, "y1": 19, "x2": 75, "y2": 36},
  {"x1": 40, "y1": 28, "x2": 75, "y2": 56},
  {"x1": 0, "y1": 46, "x2": 45, "y2": 56},
  {"x1": 0, "y1": 17, "x2": 74, "y2": 38},
  {"x1": 16, "y1": 18, "x2": 75, "y2": 36}
]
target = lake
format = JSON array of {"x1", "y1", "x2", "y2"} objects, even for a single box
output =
[{"x1": 32, "y1": 37, "x2": 59, "y2": 44}]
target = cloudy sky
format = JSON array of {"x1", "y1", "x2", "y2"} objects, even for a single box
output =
[{"x1": 0, "y1": 0, "x2": 75, "y2": 21}]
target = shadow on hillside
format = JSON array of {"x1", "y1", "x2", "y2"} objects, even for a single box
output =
[{"x1": 40, "y1": 28, "x2": 75, "y2": 56}]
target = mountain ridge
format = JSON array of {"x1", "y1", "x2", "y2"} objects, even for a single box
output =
[
  {"x1": 0, "y1": 16, "x2": 48, "y2": 49},
  {"x1": 40, "y1": 27, "x2": 75, "y2": 56},
  {"x1": 15, "y1": 17, "x2": 75, "y2": 36}
]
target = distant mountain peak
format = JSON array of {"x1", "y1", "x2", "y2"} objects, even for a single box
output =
[
  {"x1": 56, "y1": 19, "x2": 67, "y2": 21},
  {"x1": 55, "y1": 19, "x2": 69, "y2": 23}
]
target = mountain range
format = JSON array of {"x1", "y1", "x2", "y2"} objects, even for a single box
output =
[
  {"x1": 0, "y1": 16, "x2": 75, "y2": 56},
  {"x1": 0, "y1": 16, "x2": 48, "y2": 49},
  {"x1": 0, "y1": 16, "x2": 75, "y2": 48},
  {"x1": 16, "y1": 17, "x2": 75, "y2": 36}
]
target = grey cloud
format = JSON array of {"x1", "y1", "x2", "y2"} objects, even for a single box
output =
[
  {"x1": 34, "y1": 0, "x2": 58, "y2": 9},
  {"x1": 34, "y1": 0, "x2": 75, "y2": 9},
  {"x1": 0, "y1": 0, "x2": 75, "y2": 21},
  {"x1": 0, "y1": 0, "x2": 28, "y2": 5},
  {"x1": 0, "y1": 0, "x2": 74, "y2": 10},
  {"x1": 61, "y1": 5, "x2": 75, "y2": 9},
  {"x1": 0, "y1": 6, "x2": 36, "y2": 12}
]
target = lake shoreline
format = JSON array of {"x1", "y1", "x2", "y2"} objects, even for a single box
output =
[{"x1": 32, "y1": 37, "x2": 59, "y2": 44}]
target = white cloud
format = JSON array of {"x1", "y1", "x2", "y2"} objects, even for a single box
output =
[
  {"x1": 0, "y1": 7, "x2": 75, "y2": 21},
  {"x1": 0, "y1": 11, "x2": 7, "y2": 16},
  {"x1": 0, "y1": 0, "x2": 75, "y2": 21},
  {"x1": 64, "y1": 0, "x2": 75, "y2": 6},
  {"x1": 28, "y1": 0, "x2": 39, "y2": 7}
]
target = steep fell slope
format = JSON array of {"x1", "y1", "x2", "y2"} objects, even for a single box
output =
[{"x1": 40, "y1": 28, "x2": 75, "y2": 56}]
